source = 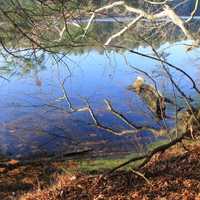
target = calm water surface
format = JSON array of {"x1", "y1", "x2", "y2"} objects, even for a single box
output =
[{"x1": 0, "y1": 38, "x2": 200, "y2": 158}]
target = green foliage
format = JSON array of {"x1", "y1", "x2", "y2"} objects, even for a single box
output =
[{"x1": 60, "y1": 153, "x2": 145, "y2": 173}]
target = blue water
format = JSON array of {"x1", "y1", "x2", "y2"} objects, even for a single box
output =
[{"x1": 0, "y1": 40, "x2": 200, "y2": 158}]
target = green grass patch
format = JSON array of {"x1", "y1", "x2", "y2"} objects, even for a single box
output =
[{"x1": 60, "y1": 153, "x2": 146, "y2": 174}]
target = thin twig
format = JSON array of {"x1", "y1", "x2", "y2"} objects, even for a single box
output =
[{"x1": 130, "y1": 168, "x2": 152, "y2": 186}]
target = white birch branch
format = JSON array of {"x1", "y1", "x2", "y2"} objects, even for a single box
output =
[
  {"x1": 104, "y1": 15, "x2": 142, "y2": 45},
  {"x1": 144, "y1": 0, "x2": 169, "y2": 5},
  {"x1": 82, "y1": 0, "x2": 197, "y2": 45},
  {"x1": 186, "y1": 0, "x2": 199, "y2": 23},
  {"x1": 83, "y1": 1, "x2": 125, "y2": 37},
  {"x1": 164, "y1": 5, "x2": 195, "y2": 41},
  {"x1": 124, "y1": 5, "x2": 166, "y2": 19}
]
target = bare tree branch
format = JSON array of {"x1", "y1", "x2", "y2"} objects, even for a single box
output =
[
  {"x1": 83, "y1": 1, "x2": 198, "y2": 45},
  {"x1": 107, "y1": 132, "x2": 185, "y2": 174},
  {"x1": 186, "y1": 0, "x2": 199, "y2": 22},
  {"x1": 164, "y1": 5, "x2": 195, "y2": 41},
  {"x1": 104, "y1": 15, "x2": 142, "y2": 45},
  {"x1": 104, "y1": 99, "x2": 139, "y2": 129},
  {"x1": 108, "y1": 44, "x2": 200, "y2": 96}
]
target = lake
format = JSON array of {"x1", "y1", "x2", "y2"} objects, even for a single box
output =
[{"x1": 0, "y1": 20, "x2": 200, "y2": 159}]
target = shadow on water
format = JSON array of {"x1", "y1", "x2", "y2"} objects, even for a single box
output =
[{"x1": 0, "y1": 19, "x2": 200, "y2": 159}]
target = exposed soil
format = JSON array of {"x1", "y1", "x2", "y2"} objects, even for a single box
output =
[{"x1": 1, "y1": 142, "x2": 200, "y2": 200}]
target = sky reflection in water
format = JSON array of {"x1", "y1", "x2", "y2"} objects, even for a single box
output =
[{"x1": 0, "y1": 40, "x2": 200, "y2": 158}]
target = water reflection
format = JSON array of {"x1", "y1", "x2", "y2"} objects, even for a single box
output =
[{"x1": 0, "y1": 38, "x2": 200, "y2": 159}]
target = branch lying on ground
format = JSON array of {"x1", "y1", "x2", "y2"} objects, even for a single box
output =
[
  {"x1": 0, "y1": 149, "x2": 92, "y2": 173},
  {"x1": 107, "y1": 133, "x2": 185, "y2": 174}
]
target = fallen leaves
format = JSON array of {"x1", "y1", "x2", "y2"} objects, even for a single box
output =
[{"x1": 2, "y1": 143, "x2": 200, "y2": 200}]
